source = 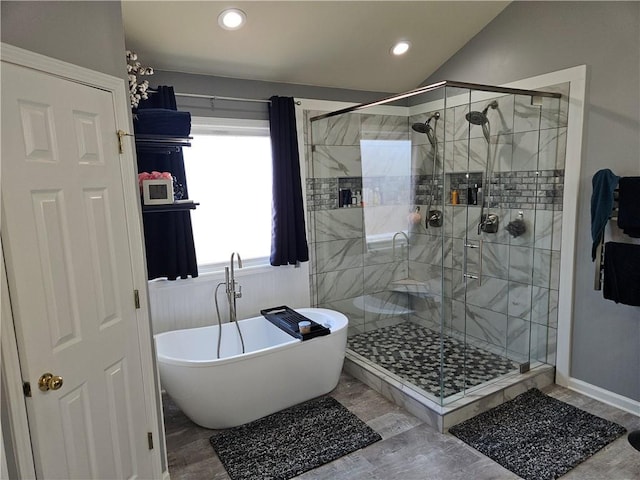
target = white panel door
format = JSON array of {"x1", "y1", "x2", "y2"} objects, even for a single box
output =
[{"x1": 1, "y1": 62, "x2": 153, "y2": 479}]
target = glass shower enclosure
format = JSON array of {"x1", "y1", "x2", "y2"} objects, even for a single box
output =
[{"x1": 306, "y1": 81, "x2": 565, "y2": 406}]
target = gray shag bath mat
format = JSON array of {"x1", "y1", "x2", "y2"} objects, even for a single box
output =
[
  {"x1": 449, "y1": 388, "x2": 627, "y2": 480},
  {"x1": 209, "y1": 396, "x2": 381, "y2": 480}
]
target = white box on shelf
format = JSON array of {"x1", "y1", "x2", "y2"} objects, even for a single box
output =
[{"x1": 142, "y1": 178, "x2": 174, "y2": 205}]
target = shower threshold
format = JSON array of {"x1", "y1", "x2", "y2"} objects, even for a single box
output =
[{"x1": 343, "y1": 351, "x2": 555, "y2": 433}]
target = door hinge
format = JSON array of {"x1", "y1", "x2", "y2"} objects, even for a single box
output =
[
  {"x1": 134, "y1": 289, "x2": 140, "y2": 309},
  {"x1": 23, "y1": 381, "x2": 31, "y2": 397},
  {"x1": 147, "y1": 432, "x2": 154, "y2": 450}
]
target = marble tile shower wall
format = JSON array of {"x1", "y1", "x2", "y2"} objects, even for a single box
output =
[
  {"x1": 304, "y1": 83, "x2": 569, "y2": 366},
  {"x1": 305, "y1": 111, "x2": 413, "y2": 335}
]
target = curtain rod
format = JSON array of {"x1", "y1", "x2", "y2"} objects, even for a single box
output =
[
  {"x1": 175, "y1": 92, "x2": 270, "y2": 104},
  {"x1": 148, "y1": 90, "x2": 301, "y2": 105}
]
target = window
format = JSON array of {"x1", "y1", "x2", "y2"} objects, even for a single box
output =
[
  {"x1": 183, "y1": 117, "x2": 272, "y2": 270},
  {"x1": 360, "y1": 139, "x2": 412, "y2": 245}
]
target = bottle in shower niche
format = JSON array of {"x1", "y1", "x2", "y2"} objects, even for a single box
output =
[
  {"x1": 339, "y1": 188, "x2": 352, "y2": 208},
  {"x1": 467, "y1": 184, "x2": 477, "y2": 205},
  {"x1": 353, "y1": 190, "x2": 362, "y2": 206}
]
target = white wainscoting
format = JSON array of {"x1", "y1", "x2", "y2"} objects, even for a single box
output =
[{"x1": 147, "y1": 263, "x2": 311, "y2": 334}]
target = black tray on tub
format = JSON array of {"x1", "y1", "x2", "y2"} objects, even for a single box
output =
[{"x1": 260, "y1": 306, "x2": 331, "y2": 341}]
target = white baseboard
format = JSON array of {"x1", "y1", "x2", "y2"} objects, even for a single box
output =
[{"x1": 565, "y1": 377, "x2": 640, "y2": 416}]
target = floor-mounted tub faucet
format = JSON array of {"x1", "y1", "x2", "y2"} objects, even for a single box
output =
[{"x1": 225, "y1": 252, "x2": 243, "y2": 322}]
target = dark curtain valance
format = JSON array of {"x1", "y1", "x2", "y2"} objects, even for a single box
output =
[
  {"x1": 269, "y1": 96, "x2": 309, "y2": 266},
  {"x1": 135, "y1": 86, "x2": 198, "y2": 280}
]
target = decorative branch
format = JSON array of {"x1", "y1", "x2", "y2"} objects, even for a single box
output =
[{"x1": 126, "y1": 50, "x2": 154, "y2": 108}]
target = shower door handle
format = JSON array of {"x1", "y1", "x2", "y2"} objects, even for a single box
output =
[{"x1": 462, "y1": 240, "x2": 483, "y2": 285}]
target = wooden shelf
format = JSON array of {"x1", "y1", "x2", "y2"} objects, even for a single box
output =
[{"x1": 142, "y1": 201, "x2": 199, "y2": 214}]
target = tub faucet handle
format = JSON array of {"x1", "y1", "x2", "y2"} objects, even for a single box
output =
[{"x1": 235, "y1": 284, "x2": 242, "y2": 299}]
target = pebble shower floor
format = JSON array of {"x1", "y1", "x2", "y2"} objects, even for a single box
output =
[{"x1": 347, "y1": 322, "x2": 519, "y2": 398}]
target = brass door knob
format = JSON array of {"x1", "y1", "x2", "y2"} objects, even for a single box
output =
[{"x1": 38, "y1": 372, "x2": 64, "y2": 392}]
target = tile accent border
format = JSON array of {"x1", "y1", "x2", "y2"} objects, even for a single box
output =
[{"x1": 308, "y1": 170, "x2": 564, "y2": 212}]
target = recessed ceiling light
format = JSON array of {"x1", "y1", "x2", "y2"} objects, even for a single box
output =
[
  {"x1": 218, "y1": 8, "x2": 246, "y2": 30},
  {"x1": 391, "y1": 41, "x2": 411, "y2": 56}
]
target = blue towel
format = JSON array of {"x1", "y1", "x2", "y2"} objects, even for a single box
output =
[
  {"x1": 133, "y1": 108, "x2": 191, "y2": 137},
  {"x1": 617, "y1": 177, "x2": 640, "y2": 238},
  {"x1": 591, "y1": 169, "x2": 619, "y2": 260}
]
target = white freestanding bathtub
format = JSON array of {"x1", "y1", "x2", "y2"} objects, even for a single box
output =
[{"x1": 154, "y1": 308, "x2": 348, "y2": 429}]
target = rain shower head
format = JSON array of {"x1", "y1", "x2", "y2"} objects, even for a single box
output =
[{"x1": 465, "y1": 100, "x2": 499, "y2": 125}]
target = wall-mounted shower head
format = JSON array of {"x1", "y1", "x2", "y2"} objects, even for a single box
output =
[
  {"x1": 411, "y1": 111, "x2": 440, "y2": 133},
  {"x1": 465, "y1": 100, "x2": 499, "y2": 126},
  {"x1": 412, "y1": 112, "x2": 440, "y2": 146},
  {"x1": 466, "y1": 110, "x2": 489, "y2": 126},
  {"x1": 411, "y1": 122, "x2": 430, "y2": 134}
]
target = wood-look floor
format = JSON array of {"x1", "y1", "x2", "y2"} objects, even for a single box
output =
[{"x1": 163, "y1": 372, "x2": 640, "y2": 480}]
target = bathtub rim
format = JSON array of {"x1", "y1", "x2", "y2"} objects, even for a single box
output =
[{"x1": 154, "y1": 307, "x2": 348, "y2": 368}]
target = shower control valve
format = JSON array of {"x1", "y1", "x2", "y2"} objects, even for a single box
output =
[{"x1": 479, "y1": 213, "x2": 499, "y2": 234}]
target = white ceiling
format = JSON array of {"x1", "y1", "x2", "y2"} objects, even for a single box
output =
[{"x1": 122, "y1": 1, "x2": 510, "y2": 93}]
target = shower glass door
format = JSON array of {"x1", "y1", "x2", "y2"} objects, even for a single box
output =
[
  {"x1": 455, "y1": 85, "x2": 524, "y2": 402},
  {"x1": 440, "y1": 84, "x2": 564, "y2": 404}
]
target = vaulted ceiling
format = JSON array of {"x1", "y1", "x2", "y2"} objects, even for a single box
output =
[{"x1": 122, "y1": 1, "x2": 510, "y2": 93}]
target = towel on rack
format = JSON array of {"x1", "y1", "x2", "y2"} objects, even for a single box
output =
[
  {"x1": 603, "y1": 242, "x2": 640, "y2": 307},
  {"x1": 591, "y1": 169, "x2": 620, "y2": 260},
  {"x1": 133, "y1": 108, "x2": 191, "y2": 137},
  {"x1": 617, "y1": 177, "x2": 640, "y2": 238}
]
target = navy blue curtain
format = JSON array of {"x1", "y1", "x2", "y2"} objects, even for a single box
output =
[
  {"x1": 137, "y1": 86, "x2": 177, "y2": 110},
  {"x1": 135, "y1": 86, "x2": 198, "y2": 280},
  {"x1": 269, "y1": 96, "x2": 309, "y2": 266}
]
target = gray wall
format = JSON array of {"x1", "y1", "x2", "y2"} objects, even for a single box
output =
[
  {"x1": 1, "y1": 1, "x2": 127, "y2": 80},
  {"x1": 422, "y1": 1, "x2": 640, "y2": 401}
]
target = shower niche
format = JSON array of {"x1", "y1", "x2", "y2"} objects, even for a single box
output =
[
  {"x1": 306, "y1": 80, "x2": 568, "y2": 428},
  {"x1": 445, "y1": 172, "x2": 483, "y2": 205}
]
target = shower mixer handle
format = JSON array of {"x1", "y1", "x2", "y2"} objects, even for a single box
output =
[{"x1": 479, "y1": 213, "x2": 500, "y2": 234}]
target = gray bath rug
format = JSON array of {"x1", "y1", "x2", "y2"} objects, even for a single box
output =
[
  {"x1": 209, "y1": 396, "x2": 381, "y2": 480},
  {"x1": 449, "y1": 388, "x2": 627, "y2": 480}
]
